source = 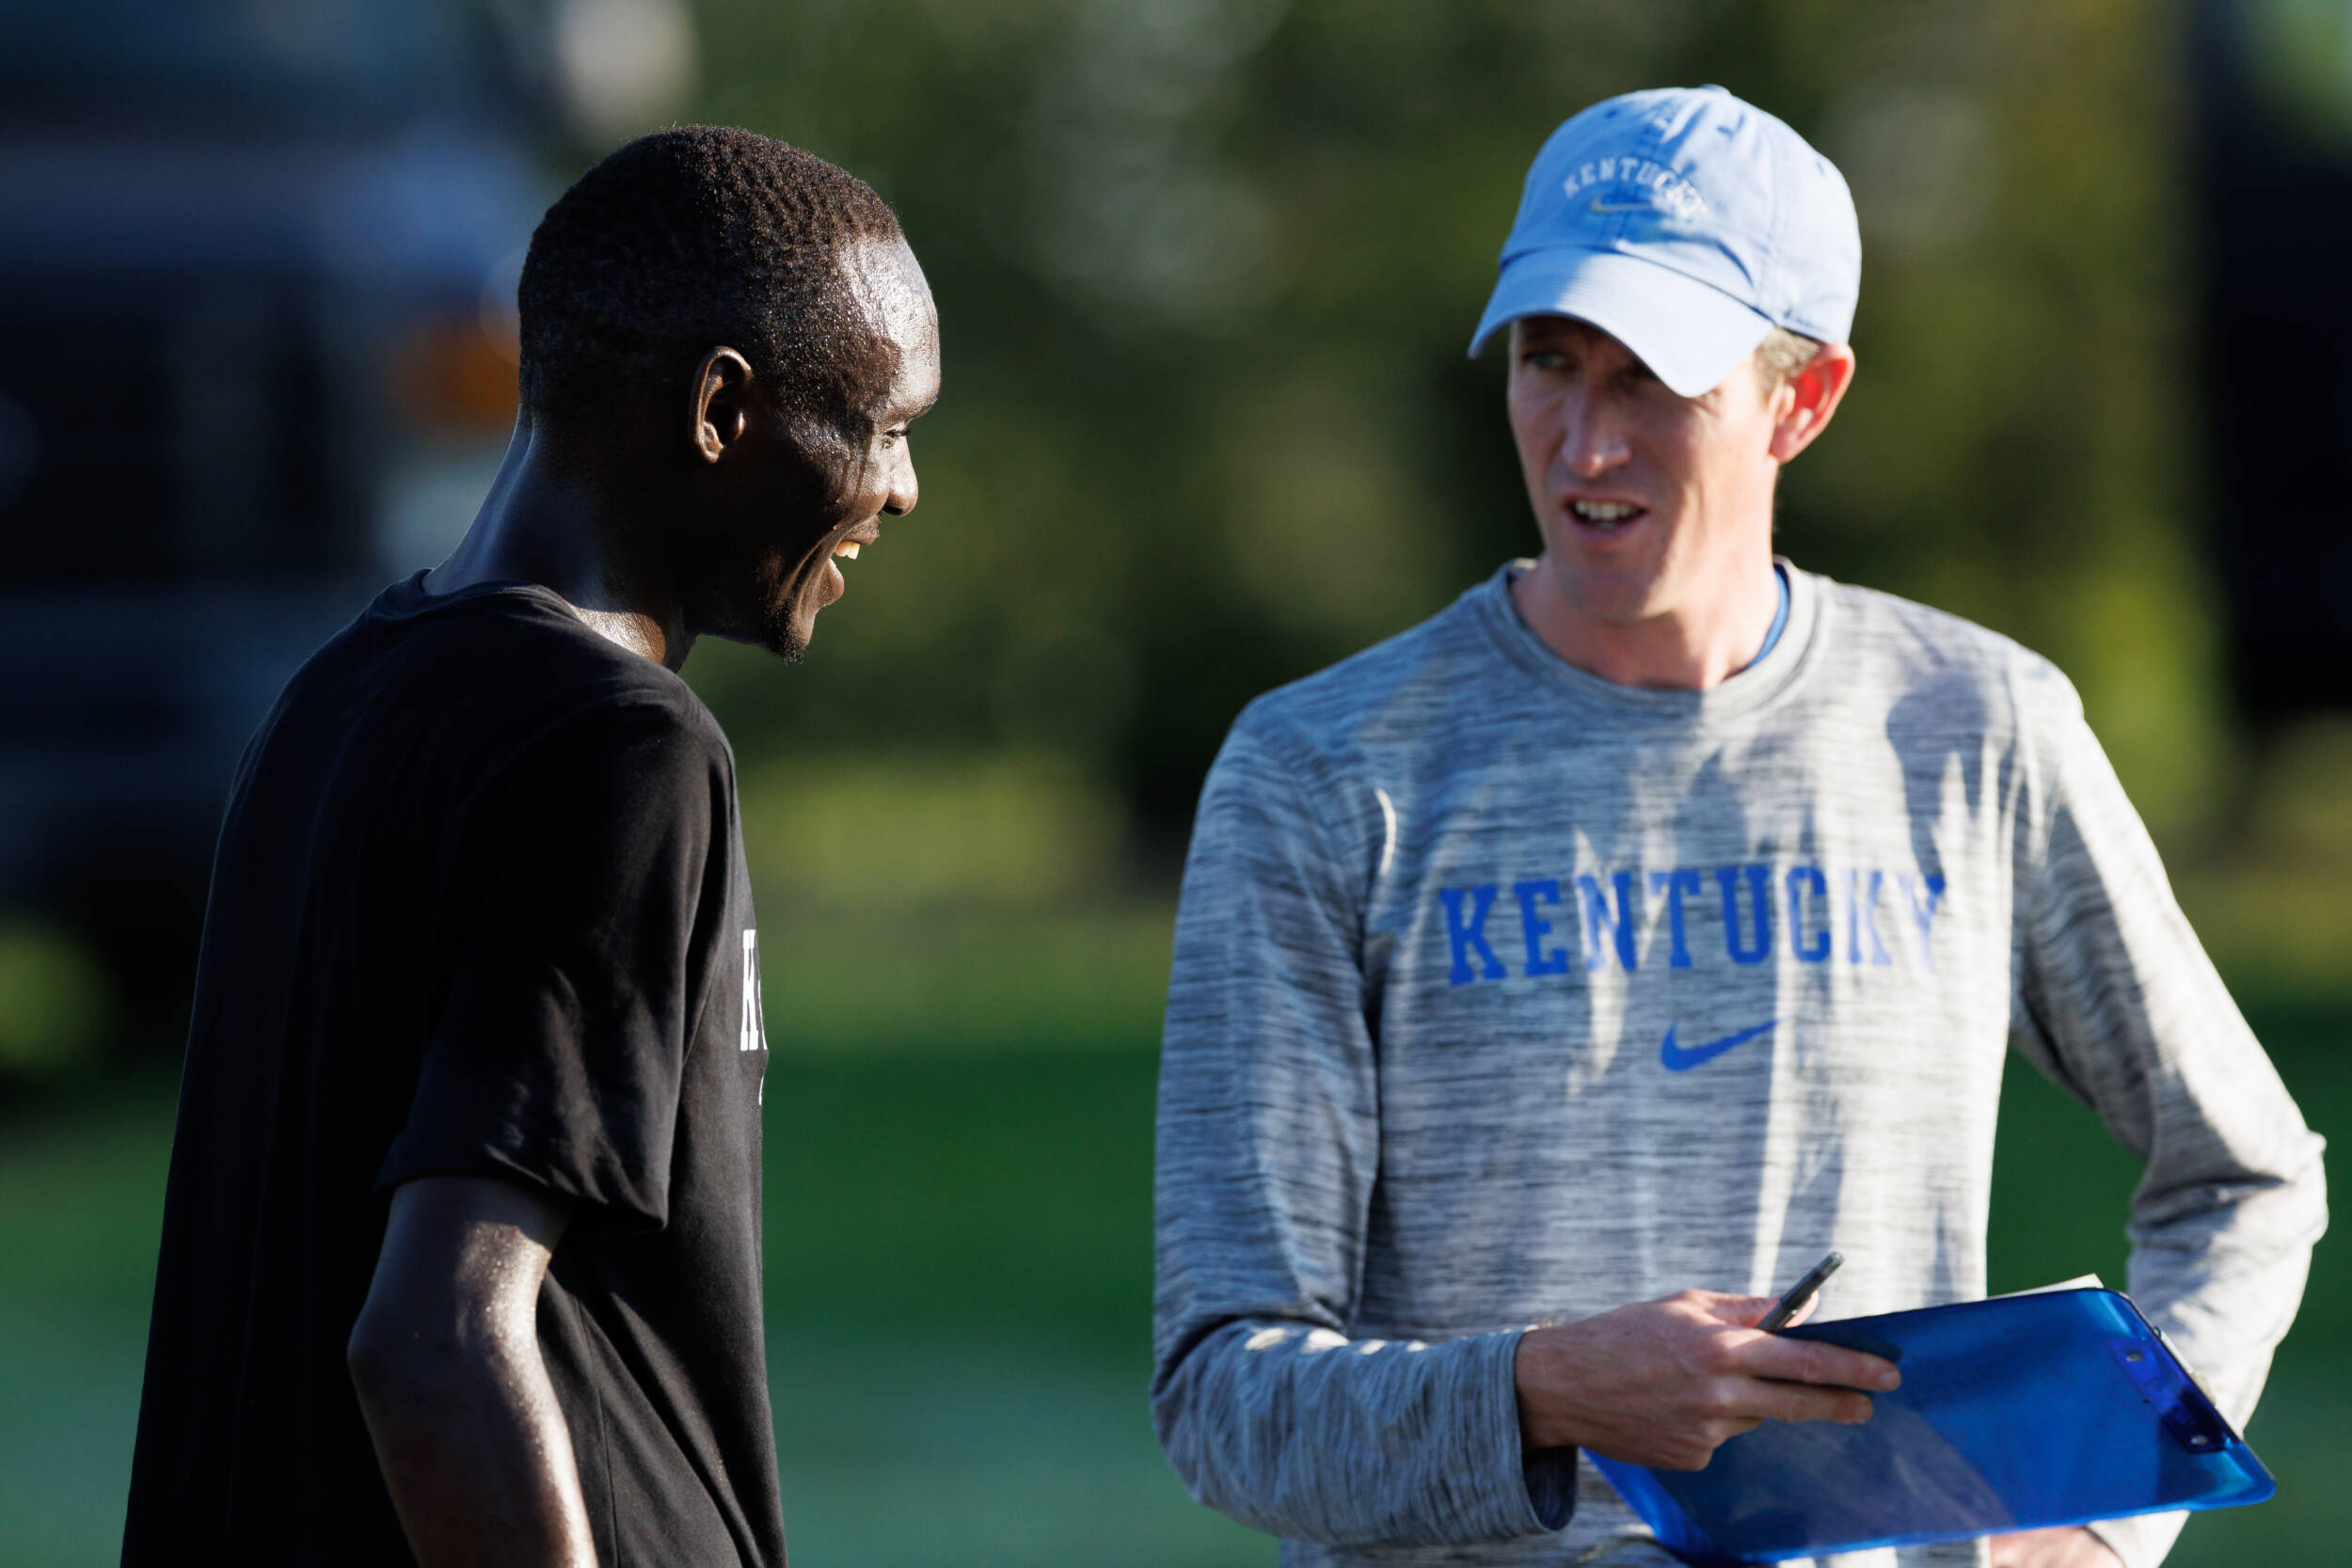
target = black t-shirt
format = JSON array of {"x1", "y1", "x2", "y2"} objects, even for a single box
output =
[{"x1": 122, "y1": 575, "x2": 784, "y2": 1567}]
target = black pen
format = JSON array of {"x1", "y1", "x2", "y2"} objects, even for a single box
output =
[{"x1": 1756, "y1": 1251, "x2": 1843, "y2": 1331}]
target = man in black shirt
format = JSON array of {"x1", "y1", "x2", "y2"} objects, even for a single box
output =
[{"x1": 121, "y1": 127, "x2": 940, "y2": 1567}]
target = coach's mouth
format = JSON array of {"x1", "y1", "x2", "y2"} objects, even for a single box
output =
[{"x1": 1565, "y1": 496, "x2": 1648, "y2": 536}]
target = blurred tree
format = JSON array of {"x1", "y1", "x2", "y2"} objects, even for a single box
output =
[{"x1": 676, "y1": 0, "x2": 2219, "y2": 847}]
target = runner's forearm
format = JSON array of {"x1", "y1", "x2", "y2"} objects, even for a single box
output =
[{"x1": 349, "y1": 1177, "x2": 596, "y2": 1568}]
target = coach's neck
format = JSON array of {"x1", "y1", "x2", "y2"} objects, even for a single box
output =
[{"x1": 1509, "y1": 531, "x2": 1783, "y2": 692}]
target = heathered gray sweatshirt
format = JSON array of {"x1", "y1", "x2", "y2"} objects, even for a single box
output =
[{"x1": 1152, "y1": 562, "x2": 2326, "y2": 1568}]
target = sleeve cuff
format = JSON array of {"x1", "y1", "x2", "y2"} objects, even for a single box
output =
[
  {"x1": 1523, "y1": 1446, "x2": 1579, "y2": 1531},
  {"x1": 1467, "y1": 1327, "x2": 1575, "y2": 1537}
]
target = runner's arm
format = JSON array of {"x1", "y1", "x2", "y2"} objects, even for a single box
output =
[{"x1": 348, "y1": 1176, "x2": 596, "y2": 1568}]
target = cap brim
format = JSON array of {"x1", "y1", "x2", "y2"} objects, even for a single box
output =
[{"x1": 1468, "y1": 248, "x2": 1775, "y2": 399}]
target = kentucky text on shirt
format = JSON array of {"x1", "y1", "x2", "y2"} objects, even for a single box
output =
[{"x1": 1437, "y1": 863, "x2": 1947, "y2": 984}]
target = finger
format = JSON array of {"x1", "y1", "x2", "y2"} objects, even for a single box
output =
[
  {"x1": 1988, "y1": 1526, "x2": 2118, "y2": 1568},
  {"x1": 1748, "y1": 1378, "x2": 1875, "y2": 1426},
  {"x1": 1695, "y1": 1291, "x2": 1782, "y2": 1325},
  {"x1": 1780, "y1": 1291, "x2": 1821, "y2": 1328},
  {"x1": 1739, "y1": 1332, "x2": 1900, "y2": 1392},
  {"x1": 1683, "y1": 1416, "x2": 1762, "y2": 1463},
  {"x1": 1663, "y1": 1415, "x2": 1761, "y2": 1472}
]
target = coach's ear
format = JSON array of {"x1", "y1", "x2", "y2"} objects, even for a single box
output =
[
  {"x1": 689, "y1": 348, "x2": 757, "y2": 464},
  {"x1": 1768, "y1": 342, "x2": 1857, "y2": 464}
]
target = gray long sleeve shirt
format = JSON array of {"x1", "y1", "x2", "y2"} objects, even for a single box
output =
[{"x1": 1152, "y1": 562, "x2": 2326, "y2": 1568}]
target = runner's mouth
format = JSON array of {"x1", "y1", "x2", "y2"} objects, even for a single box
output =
[
  {"x1": 833, "y1": 520, "x2": 879, "y2": 560},
  {"x1": 818, "y1": 523, "x2": 880, "y2": 607}
]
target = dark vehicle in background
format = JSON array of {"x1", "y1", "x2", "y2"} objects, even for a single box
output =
[{"x1": 0, "y1": 0, "x2": 691, "y2": 1044}]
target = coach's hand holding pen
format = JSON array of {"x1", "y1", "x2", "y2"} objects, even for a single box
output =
[{"x1": 1511, "y1": 1250, "x2": 1896, "y2": 1473}]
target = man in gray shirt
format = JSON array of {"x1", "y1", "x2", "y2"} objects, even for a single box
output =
[{"x1": 1152, "y1": 86, "x2": 2325, "y2": 1568}]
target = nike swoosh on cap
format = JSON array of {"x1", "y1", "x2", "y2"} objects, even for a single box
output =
[
  {"x1": 1588, "y1": 197, "x2": 1659, "y2": 214},
  {"x1": 1659, "y1": 1020, "x2": 1777, "y2": 1072}
]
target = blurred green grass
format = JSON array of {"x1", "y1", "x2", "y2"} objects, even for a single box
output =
[{"x1": 0, "y1": 935, "x2": 2342, "y2": 1566}]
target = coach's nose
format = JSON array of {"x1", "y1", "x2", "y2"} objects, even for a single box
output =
[{"x1": 1560, "y1": 391, "x2": 1632, "y2": 479}]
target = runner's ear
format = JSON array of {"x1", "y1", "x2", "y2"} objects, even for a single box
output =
[{"x1": 689, "y1": 348, "x2": 757, "y2": 464}]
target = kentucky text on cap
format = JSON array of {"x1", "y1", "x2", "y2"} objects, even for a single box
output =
[{"x1": 1470, "y1": 85, "x2": 1861, "y2": 399}]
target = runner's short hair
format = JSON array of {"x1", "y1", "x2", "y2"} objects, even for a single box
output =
[{"x1": 518, "y1": 125, "x2": 903, "y2": 430}]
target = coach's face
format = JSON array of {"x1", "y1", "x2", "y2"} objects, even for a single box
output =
[
  {"x1": 691, "y1": 234, "x2": 941, "y2": 660},
  {"x1": 1505, "y1": 315, "x2": 1789, "y2": 629}
]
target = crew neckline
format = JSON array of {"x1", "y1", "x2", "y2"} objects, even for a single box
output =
[
  {"x1": 1474, "y1": 556, "x2": 1822, "y2": 723},
  {"x1": 373, "y1": 569, "x2": 582, "y2": 623},
  {"x1": 1754, "y1": 562, "x2": 1791, "y2": 664}
]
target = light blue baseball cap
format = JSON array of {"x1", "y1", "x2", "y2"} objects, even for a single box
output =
[{"x1": 1469, "y1": 86, "x2": 1860, "y2": 397}]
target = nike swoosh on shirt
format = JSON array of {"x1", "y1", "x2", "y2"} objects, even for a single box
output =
[{"x1": 1659, "y1": 1020, "x2": 1777, "y2": 1072}]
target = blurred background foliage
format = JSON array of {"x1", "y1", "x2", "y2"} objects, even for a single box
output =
[
  {"x1": 5, "y1": 0, "x2": 2351, "y2": 1564},
  {"x1": 678, "y1": 0, "x2": 2344, "y2": 987},
  {"x1": 688, "y1": 0, "x2": 2207, "y2": 816}
]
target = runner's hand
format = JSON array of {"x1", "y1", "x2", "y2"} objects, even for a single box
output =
[{"x1": 1512, "y1": 1288, "x2": 1899, "y2": 1470}]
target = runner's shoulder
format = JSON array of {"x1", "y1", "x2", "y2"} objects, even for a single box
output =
[{"x1": 287, "y1": 579, "x2": 734, "y2": 777}]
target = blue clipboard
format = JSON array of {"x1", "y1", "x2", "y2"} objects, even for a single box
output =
[{"x1": 1586, "y1": 1289, "x2": 2274, "y2": 1565}]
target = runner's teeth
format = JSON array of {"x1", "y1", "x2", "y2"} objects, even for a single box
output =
[
  {"x1": 834, "y1": 541, "x2": 860, "y2": 560},
  {"x1": 1572, "y1": 500, "x2": 1638, "y2": 523}
]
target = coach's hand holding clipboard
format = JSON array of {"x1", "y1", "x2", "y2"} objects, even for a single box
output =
[
  {"x1": 1513, "y1": 1259, "x2": 1901, "y2": 1477},
  {"x1": 1583, "y1": 1260, "x2": 2275, "y2": 1566}
]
